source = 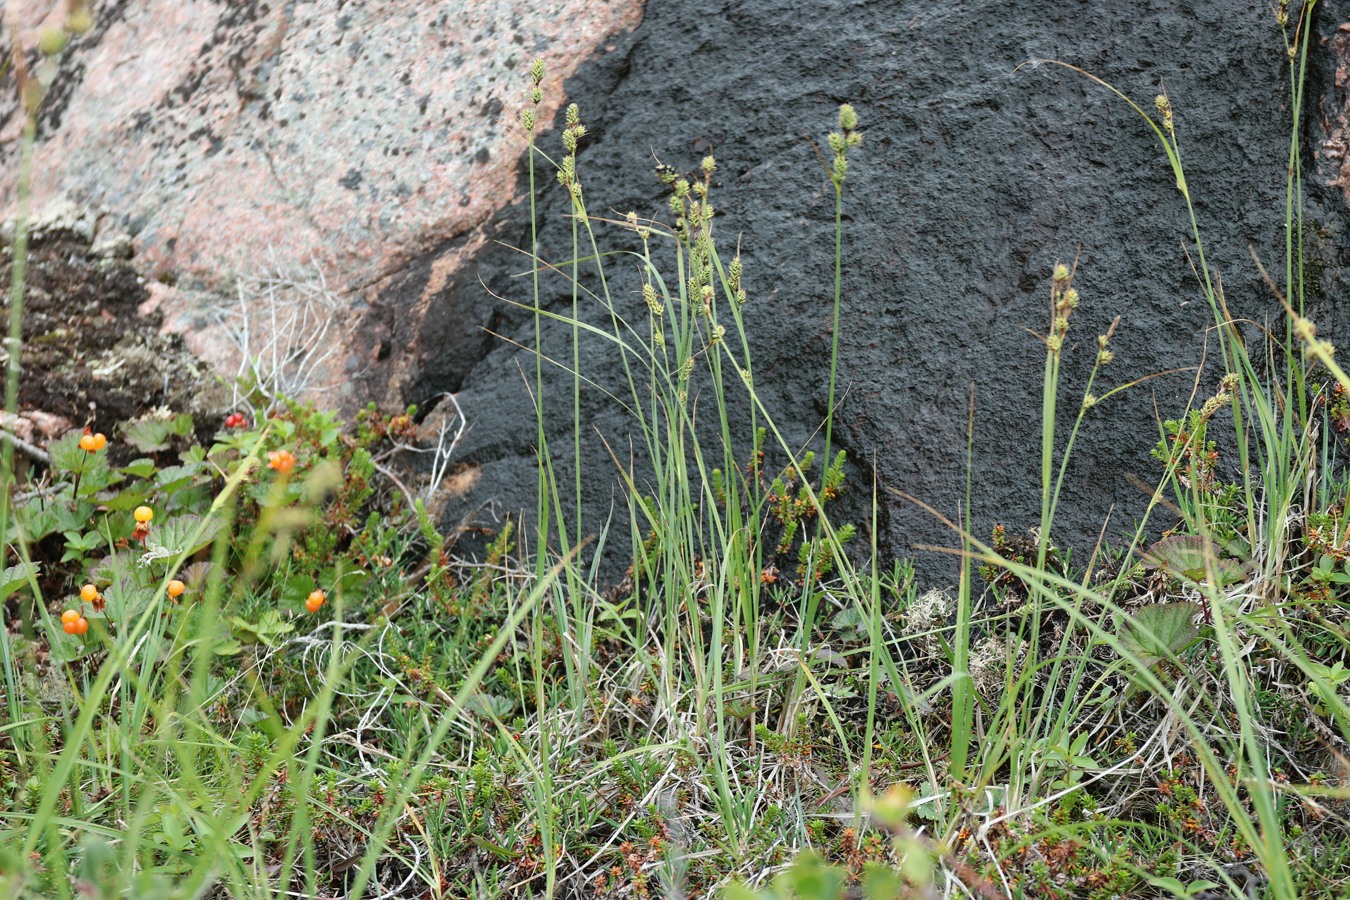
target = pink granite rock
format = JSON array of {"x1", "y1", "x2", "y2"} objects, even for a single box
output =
[{"x1": 0, "y1": 0, "x2": 643, "y2": 401}]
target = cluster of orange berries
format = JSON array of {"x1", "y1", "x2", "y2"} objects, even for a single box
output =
[
  {"x1": 60, "y1": 576, "x2": 187, "y2": 638},
  {"x1": 305, "y1": 589, "x2": 327, "y2": 614},
  {"x1": 62, "y1": 583, "x2": 103, "y2": 635},
  {"x1": 267, "y1": 449, "x2": 296, "y2": 474},
  {"x1": 60, "y1": 608, "x2": 89, "y2": 635},
  {"x1": 77, "y1": 431, "x2": 108, "y2": 452}
]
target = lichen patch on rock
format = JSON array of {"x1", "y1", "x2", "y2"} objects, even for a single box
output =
[{"x1": 1, "y1": 201, "x2": 228, "y2": 432}]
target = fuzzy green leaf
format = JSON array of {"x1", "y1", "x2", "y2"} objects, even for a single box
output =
[
  {"x1": 0, "y1": 562, "x2": 38, "y2": 600},
  {"x1": 1121, "y1": 601, "x2": 1201, "y2": 670}
]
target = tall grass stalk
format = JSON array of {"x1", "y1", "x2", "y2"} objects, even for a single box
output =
[
  {"x1": 994, "y1": 9, "x2": 1325, "y2": 892},
  {"x1": 0, "y1": 46, "x2": 40, "y2": 771},
  {"x1": 509, "y1": 94, "x2": 873, "y2": 865}
]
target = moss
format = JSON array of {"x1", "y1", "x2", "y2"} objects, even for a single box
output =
[{"x1": 2, "y1": 218, "x2": 228, "y2": 430}]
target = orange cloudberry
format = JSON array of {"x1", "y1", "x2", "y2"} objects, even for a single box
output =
[{"x1": 267, "y1": 449, "x2": 296, "y2": 474}]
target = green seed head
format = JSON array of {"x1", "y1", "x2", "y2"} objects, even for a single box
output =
[
  {"x1": 1154, "y1": 94, "x2": 1174, "y2": 132},
  {"x1": 642, "y1": 283, "x2": 662, "y2": 313},
  {"x1": 67, "y1": 5, "x2": 93, "y2": 33},
  {"x1": 530, "y1": 58, "x2": 545, "y2": 85},
  {"x1": 838, "y1": 103, "x2": 858, "y2": 131},
  {"x1": 566, "y1": 103, "x2": 580, "y2": 126},
  {"x1": 38, "y1": 27, "x2": 68, "y2": 56}
]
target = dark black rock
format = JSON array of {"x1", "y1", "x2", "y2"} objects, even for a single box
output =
[{"x1": 412, "y1": 0, "x2": 1350, "y2": 587}]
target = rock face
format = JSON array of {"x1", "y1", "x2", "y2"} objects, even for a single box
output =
[
  {"x1": 8, "y1": 0, "x2": 1350, "y2": 582},
  {"x1": 0, "y1": 0, "x2": 642, "y2": 397},
  {"x1": 419, "y1": 0, "x2": 1350, "y2": 580},
  {"x1": 0, "y1": 200, "x2": 228, "y2": 433}
]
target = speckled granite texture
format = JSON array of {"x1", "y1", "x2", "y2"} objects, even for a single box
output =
[{"x1": 0, "y1": 0, "x2": 642, "y2": 392}]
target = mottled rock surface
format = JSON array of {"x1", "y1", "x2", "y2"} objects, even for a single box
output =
[
  {"x1": 0, "y1": 0, "x2": 642, "y2": 397},
  {"x1": 0, "y1": 200, "x2": 228, "y2": 431},
  {"x1": 8, "y1": 0, "x2": 1350, "y2": 583},
  {"x1": 425, "y1": 0, "x2": 1350, "y2": 579}
]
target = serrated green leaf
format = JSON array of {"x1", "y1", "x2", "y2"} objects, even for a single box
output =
[
  {"x1": 50, "y1": 430, "x2": 98, "y2": 475},
  {"x1": 0, "y1": 562, "x2": 38, "y2": 600},
  {"x1": 62, "y1": 530, "x2": 104, "y2": 562},
  {"x1": 121, "y1": 458, "x2": 158, "y2": 478},
  {"x1": 1121, "y1": 601, "x2": 1202, "y2": 670},
  {"x1": 1141, "y1": 535, "x2": 1246, "y2": 586},
  {"x1": 48, "y1": 634, "x2": 91, "y2": 662},
  {"x1": 121, "y1": 418, "x2": 173, "y2": 453},
  {"x1": 11, "y1": 500, "x2": 64, "y2": 543},
  {"x1": 90, "y1": 551, "x2": 140, "y2": 590},
  {"x1": 155, "y1": 464, "x2": 206, "y2": 492},
  {"x1": 90, "y1": 584, "x2": 156, "y2": 621},
  {"x1": 75, "y1": 467, "x2": 121, "y2": 497},
  {"x1": 100, "y1": 488, "x2": 152, "y2": 512},
  {"x1": 149, "y1": 514, "x2": 225, "y2": 561},
  {"x1": 230, "y1": 610, "x2": 294, "y2": 647},
  {"x1": 167, "y1": 413, "x2": 194, "y2": 437}
]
